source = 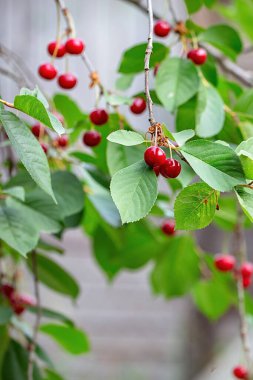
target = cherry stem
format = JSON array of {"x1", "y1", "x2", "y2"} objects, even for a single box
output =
[{"x1": 0, "y1": 98, "x2": 15, "y2": 108}]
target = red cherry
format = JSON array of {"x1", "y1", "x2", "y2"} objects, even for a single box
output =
[
  {"x1": 233, "y1": 365, "x2": 248, "y2": 379},
  {"x1": 58, "y1": 73, "x2": 77, "y2": 89},
  {"x1": 154, "y1": 63, "x2": 160, "y2": 76},
  {"x1": 243, "y1": 276, "x2": 252, "y2": 289},
  {"x1": 38, "y1": 63, "x2": 57, "y2": 80},
  {"x1": 65, "y1": 38, "x2": 85, "y2": 55},
  {"x1": 31, "y1": 123, "x2": 46, "y2": 138},
  {"x1": 83, "y1": 131, "x2": 102, "y2": 147},
  {"x1": 214, "y1": 254, "x2": 235, "y2": 272},
  {"x1": 0, "y1": 284, "x2": 15, "y2": 298},
  {"x1": 159, "y1": 158, "x2": 181, "y2": 178},
  {"x1": 130, "y1": 98, "x2": 146, "y2": 114},
  {"x1": 41, "y1": 143, "x2": 48, "y2": 154},
  {"x1": 47, "y1": 41, "x2": 66, "y2": 58},
  {"x1": 144, "y1": 146, "x2": 166, "y2": 168},
  {"x1": 162, "y1": 220, "x2": 175, "y2": 236},
  {"x1": 187, "y1": 48, "x2": 207, "y2": 65},
  {"x1": 89, "y1": 109, "x2": 109, "y2": 126},
  {"x1": 153, "y1": 166, "x2": 160, "y2": 176},
  {"x1": 56, "y1": 135, "x2": 68, "y2": 148},
  {"x1": 154, "y1": 20, "x2": 171, "y2": 37},
  {"x1": 240, "y1": 262, "x2": 253, "y2": 278},
  {"x1": 10, "y1": 293, "x2": 36, "y2": 315}
]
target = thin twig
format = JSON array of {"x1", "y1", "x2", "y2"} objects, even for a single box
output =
[
  {"x1": 27, "y1": 251, "x2": 41, "y2": 380},
  {"x1": 145, "y1": 0, "x2": 155, "y2": 126}
]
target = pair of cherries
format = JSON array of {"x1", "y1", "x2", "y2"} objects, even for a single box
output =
[
  {"x1": 214, "y1": 254, "x2": 253, "y2": 289},
  {"x1": 144, "y1": 146, "x2": 181, "y2": 178},
  {"x1": 83, "y1": 108, "x2": 109, "y2": 147},
  {"x1": 31, "y1": 121, "x2": 69, "y2": 154},
  {"x1": 38, "y1": 37, "x2": 85, "y2": 89},
  {"x1": 0, "y1": 283, "x2": 35, "y2": 315}
]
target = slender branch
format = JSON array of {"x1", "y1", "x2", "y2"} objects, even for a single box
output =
[
  {"x1": 232, "y1": 210, "x2": 252, "y2": 375},
  {"x1": 145, "y1": 0, "x2": 155, "y2": 126},
  {"x1": 27, "y1": 251, "x2": 41, "y2": 380},
  {"x1": 119, "y1": 0, "x2": 253, "y2": 87}
]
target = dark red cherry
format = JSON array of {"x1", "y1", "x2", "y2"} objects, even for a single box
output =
[
  {"x1": 31, "y1": 123, "x2": 44, "y2": 138},
  {"x1": 58, "y1": 73, "x2": 77, "y2": 89},
  {"x1": 243, "y1": 276, "x2": 252, "y2": 289},
  {"x1": 159, "y1": 158, "x2": 181, "y2": 178},
  {"x1": 187, "y1": 48, "x2": 207, "y2": 65},
  {"x1": 65, "y1": 38, "x2": 85, "y2": 55},
  {"x1": 130, "y1": 98, "x2": 146, "y2": 114},
  {"x1": 144, "y1": 146, "x2": 166, "y2": 168},
  {"x1": 38, "y1": 63, "x2": 57, "y2": 80},
  {"x1": 0, "y1": 284, "x2": 15, "y2": 298},
  {"x1": 161, "y1": 220, "x2": 175, "y2": 236},
  {"x1": 47, "y1": 41, "x2": 66, "y2": 58},
  {"x1": 89, "y1": 109, "x2": 109, "y2": 126},
  {"x1": 56, "y1": 135, "x2": 68, "y2": 148},
  {"x1": 233, "y1": 366, "x2": 248, "y2": 379},
  {"x1": 83, "y1": 131, "x2": 101, "y2": 147},
  {"x1": 153, "y1": 166, "x2": 160, "y2": 176},
  {"x1": 214, "y1": 254, "x2": 235, "y2": 272},
  {"x1": 154, "y1": 20, "x2": 171, "y2": 37}
]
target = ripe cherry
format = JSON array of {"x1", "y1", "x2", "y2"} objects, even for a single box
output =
[
  {"x1": 83, "y1": 131, "x2": 101, "y2": 147},
  {"x1": 154, "y1": 20, "x2": 171, "y2": 37},
  {"x1": 31, "y1": 123, "x2": 44, "y2": 138},
  {"x1": 214, "y1": 254, "x2": 235, "y2": 272},
  {"x1": 10, "y1": 293, "x2": 36, "y2": 315},
  {"x1": 0, "y1": 284, "x2": 15, "y2": 298},
  {"x1": 187, "y1": 48, "x2": 207, "y2": 65},
  {"x1": 89, "y1": 109, "x2": 109, "y2": 126},
  {"x1": 47, "y1": 41, "x2": 66, "y2": 58},
  {"x1": 144, "y1": 146, "x2": 166, "y2": 168},
  {"x1": 159, "y1": 158, "x2": 181, "y2": 178},
  {"x1": 233, "y1": 365, "x2": 248, "y2": 379},
  {"x1": 38, "y1": 63, "x2": 57, "y2": 80},
  {"x1": 153, "y1": 166, "x2": 160, "y2": 176},
  {"x1": 58, "y1": 73, "x2": 77, "y2": 89},
  {"x1": 162, "y1": 220, "x2": 175, "y2": 236},
  {"x1": 240, "y1": 262, "x2": 253, "y2": 278},
  {"x1": 65, "y1": 38, "x2": 85, "y2": 55},
  {"x1": 56, "y1": 135, "x2": 68, "y2": 148},
  {"x1": 130, "y1": 98, "x2": 146, "y2": 114},
  {"x1": 41, "y1": 143, "x2": 48, "y2": 154}
]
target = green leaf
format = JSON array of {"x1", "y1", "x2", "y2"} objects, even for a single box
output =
[
  {"x1": 185, "y1": 0, "x2": 203, "y2": 13},
  {"x1": 236, "y1": 137, "x2": 253, "y2": 179},
  {"x1": 195, "y1": 84, "x2": 225, "y2": 137},
  {"x1": 53, "y1": 94, "x2": 84, "y2": 129},
  {"x1": 181, "y1": 140, "x2": 245, "y2": 191},
  {"x1": 155, "y1": 57, "x2": 200, "y2": 112},
  {"x1": 199, "y1": 24, "x2": 243, "y2": 60},
  {"x1": 107, "y1": 142, "x2": 145, "y2": 176},
  {"x1": 115, "y1": 74, "x2": 135, "y2": 90},
  {"x1": 174, "y1": 182, "x2": 218, "y2": 230},
  {"x1": 20, "y1": 86, "x2": 48, "y2": 108},
  {"x1": 118, "y1": 42, "x2": 169, "y2": 73},
  {"x1": 200, "y1": 54, "x2": 218, "y2": 86},
  {"x1": 235, "y1": 187, "x2": 253, "y2": 222},
  {"x1": 0, "y1": 306, "x2": 13, "y2": 325},
  {"x1": 107, "y1": 130, "x2": 144, "y2": 146},
  {"x1": 192, "y1": 277, "x2": 234, "y2": 320},
  {"x1": 0, "y1": 202, "x2": 38, "y2": 256},
  {"x1": 235, "y1": 89, "x2": 253, "y2": 119},
  {"x1": 0, "y1": 110, "x2": 55, "y2": 201},
  {"x1": 14, "y1": 95, "x2": 64, "y2": 135},
  {"x1": 151, "y1": 235, "x2": 200, "y2": 297},
  {"x1": 110, "y1": 160, "x2": 158, "y2": 223},
  {"x1": 104, "y1": 93, "x2": 132, "y2": 106},
  {"x1": 176, "y1": 96, "x2": 197, "y2": 132},
  {"x1": 172, "y1": 130, "x2": 195, "y2": 147},
  {"x1": 40, "y1": 324, "x2": 90, "y2": 355},
  {"x1": 0, "y1": 326, "x2": 9, "y2": 377},
  {"x1": 3, "y1": 186, "x2": 25, "y2": 201},
  {"x1": 28, "y1": 254, "x2": 79, "y2": 299},
  {"x1": 43, "y1": 368, "x2": 65, "y2": 380},
  {"x1": 28, "y1": 306, "x2": 74, "y2": 327}
]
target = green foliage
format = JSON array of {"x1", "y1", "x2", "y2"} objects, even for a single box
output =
[
  {"x1": 174, "y1": 183, "x2": 218, "y2": 230},
  {"x1": 107, "y1": 130, "x2": 144, "y2": 146}
]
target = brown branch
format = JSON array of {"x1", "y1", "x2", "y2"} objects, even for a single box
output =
[
  {"x1": 145, "y1": 0, "x2": 155, "y2": 126},
  {"x1": 27, "y1": 251, "x2": 41, "y2": 380},
  {"x1": 119, "y1": 0, "x2": 253, "y2": 87}
]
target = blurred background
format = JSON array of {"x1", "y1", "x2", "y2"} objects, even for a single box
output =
[{"x1": 0, "y1": 0, "x2": 252, "y2": 379}]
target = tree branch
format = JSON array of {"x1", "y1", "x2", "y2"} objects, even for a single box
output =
[
  {"x1": 119, "y1": 0, "x2": 253, "y2": 87},
  {"x1": 145, "y1": 0, "x2": 155, "y2": 126},
  {"x1": 27, "y1": 251, "x2": 41, "y2": 380}
]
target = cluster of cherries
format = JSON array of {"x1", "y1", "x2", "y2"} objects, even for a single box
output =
[
  {"x1": 0, "y1": 283, "x2": 35, "y2": 315},
  {"x1": 214, "y1": 254, "x2": 253, "y2": 289},
  {"x1": 144, "y1": 145, "x2": 181, "y2": 178},
  {"x1": 153, "y1": 19, "x2": 207, "y2": 68},
  {"x1": 38, "y1": 37, "x2": 85, "y2": 89}
]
